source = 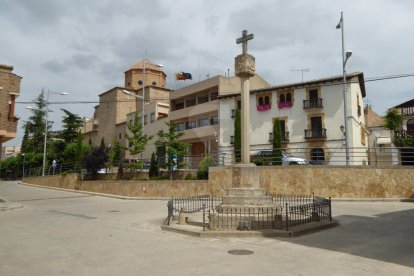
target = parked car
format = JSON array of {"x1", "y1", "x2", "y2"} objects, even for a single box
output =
[{"x1": 251, "y1": 150, "x2": 309, "y2": 166}]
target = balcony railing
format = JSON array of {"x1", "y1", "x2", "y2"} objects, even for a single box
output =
[
  {"x1": 304, "y1": 128, "x2": 327, "y2": 140},
  {"x1": 268, "y1": 132, "x2": 290, "y2": 143},
  {"x1": 303, "y1": 98, "x2": 323, "y2": 109}
]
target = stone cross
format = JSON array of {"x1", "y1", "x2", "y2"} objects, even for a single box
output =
[
  {"x1": 236, "y1": 30, "x2": 254, "y2": 55},
  {"x1": 234, "y1": 30, "x2": 255, "y2": 167}
]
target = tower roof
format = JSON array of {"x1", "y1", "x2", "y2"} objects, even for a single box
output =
[{"x1": 125, "y1": 58, "x2": 165, "y2": 73}]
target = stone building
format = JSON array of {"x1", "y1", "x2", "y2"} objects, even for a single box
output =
[
  {"x1": 82, "y1": 59, "x2": 172, "y2": 160},
  {"x1": 0, "y1": 64, "x2": 22, "y2": 147}
]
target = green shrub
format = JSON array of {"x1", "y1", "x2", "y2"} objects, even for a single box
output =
[
  {"x1": 185, "y1": 173, "x2": 197, "y2": 180},
  {"x1": 197, "y1": 155, "x2": 215, "y2": 180}
]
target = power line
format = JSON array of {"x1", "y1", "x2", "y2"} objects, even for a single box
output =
[{"x1": 15, "y1": 72, "x2": 414, "y2": 105}]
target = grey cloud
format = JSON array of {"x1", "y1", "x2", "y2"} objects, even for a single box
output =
[{"x1": 43, "y1": 60, "x2": 69, "y2": 75}]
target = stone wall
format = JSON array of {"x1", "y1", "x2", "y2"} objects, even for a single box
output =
[
  {"x1": 209, "y1": 166, "x2": 414, "y2": 198},
  {"x1": 24, "y1": 166, "x2": 414, "y2": 198},
  {"x1": 24, "y1": 174, "x2": 208, "y2": 197}
]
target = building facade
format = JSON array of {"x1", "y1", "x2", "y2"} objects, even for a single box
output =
[
  {"x1": 218, "y1": 72, "x2": 368, "y2": 165},
  {"x1": 0, "y1": 64, "x2": 21, "y2": 146}
]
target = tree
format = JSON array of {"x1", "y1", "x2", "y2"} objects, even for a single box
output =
[
  {"x1": 83, "y1": 146, "x2": 108, "y2": 178},
  {"x1": 125, "y1": 113, "x2": 153, "y2": 158},
  {"x1": 108, "y1": 137, "x2": 123, "y2": 167},
  {"x1": 234, "y1": 108, "x2": 241, "y2": 162},
  {"x1": 149, "y1": 152, "x2": 159, "y2": 179},
  {"x1": 21, "y1": 91, "x2": 50, "y2": 154},
  {"x1": 384, "y1": 108, "x2": 403, "y2": 133},
  {"x1": 272, "y1": 118, "x2": 283, "y2": 165},
  {"x1": 60, "y1": 109, "x2": 84, "y2": 143},
  {"x1": 155, "y1": 122, "x2": 189, "y2": 175}
]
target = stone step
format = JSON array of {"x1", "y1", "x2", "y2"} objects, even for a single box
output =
[
  {"x1": 226, "y1": 188, "x2": 267, "y2": 197},
  {"x1": 222, "y1": 195, "x2": 273, "y2": 205}
]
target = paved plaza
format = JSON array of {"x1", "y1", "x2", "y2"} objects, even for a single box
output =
[{"x1": 1, "y1": 181, "x2": 413, "y2": 276}]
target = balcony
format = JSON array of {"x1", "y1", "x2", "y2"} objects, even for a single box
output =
[
  {"x1": 304, "y1": 128, "x2": 327, "y2": 140},
  {"x1": 268, "y1": 132, "x2": 290, "y2": 143},
  {"x1": 303, "y1": 98, "x2": 323, "y2": 109}
]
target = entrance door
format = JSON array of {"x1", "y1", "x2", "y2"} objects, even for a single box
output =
[{"x1": 191, "y1": 142, "x2": 205, "y2": 168}]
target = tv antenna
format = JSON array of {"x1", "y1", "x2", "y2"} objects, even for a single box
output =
[{"x1": 291, "y1": 68, "x2": 310, "y2": 82}]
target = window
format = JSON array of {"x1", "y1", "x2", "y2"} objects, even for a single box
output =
[
  {"x1": 150, "y1": 112, "x2": 155, "y2": 123},
  {"x1": 129, "y1": 119, "x2": 133, "y2": 125},
  {"x1": 277, "y1": 91, "x2": 293, "y2": 108},
  {"x1": 407, "y1": 119, "x2": 414, "y2": 136},
  {"x1": 256, "y1": 93, "x2": 272, "y2": 111},
  {"x1": 199, "y1": 118, "x2": 209, "y2": 127},
  {"x1": 311, "y1": 148, "x2": 325, "y2": 162},
  {"x1": 210, "y1": 115, "x2": 219, "y2": 125},
  {"x1": 198, "y1": 94, "x2": 209, "y2": 104},
  {"x1": 173, "y1": 101, "x2": 184, "y2": 110},
  {"x1": 152, "y1": 81, "x2": 157, "y2": 86},
  {"x1": 119, "y1": 133, "x2": 122, "y2": 139},
  {"x1": 187, "y1": 121, "x2": 196, "y2": 129},
  {"x1": 210, "y1": 92, "x2": 218, "y2": 101},
  {"x1": 186, "y1": 98, "x2": 196, "y2": 107},
  {"x1": 230, "y1": 136, "x2": 235, "y2": 144},
  {"x1": 175, "y1": 122, "x2": 185, "y2": 132},
  {"x1": 144, "y1": 115, "x2": 147, "y2": 125}
]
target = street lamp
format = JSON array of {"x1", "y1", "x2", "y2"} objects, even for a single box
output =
[
  {"x1": 22, "y1": 153, "x2": 25, "y2": 180},
  {"x1": 27, "y1": 90, "x2": 67, "y2": 176},
  {"x1": 336, "y1": 11, "x2": 352, "y2": 166}
]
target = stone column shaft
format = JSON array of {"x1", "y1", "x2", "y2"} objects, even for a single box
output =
[{"x1": 241, "y1": 78, "x2": 250, "y2": 164}]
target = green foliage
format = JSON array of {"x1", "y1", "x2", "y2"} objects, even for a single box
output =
[
  {"x1": 125, "y1": 113, "x2": 153, "y2": 157},
  {"x1": 83, "y1": 146, "x2": 108, "y2": 178},
  {"x1": 272, "y1": 118, "x2": 283, "y2": 165},
  {"x1": 384, "y1": 108, "x2": 403, "y2": 132},
  {"x1": 60, "y1": 109, "x2": 84, "y2": 143},
  {"x1": 185, "y1": 173, "x2": 197, "y2": 180},
  {"x1": 234, "y1": 108, "x2": 241, "y2": 162},
  {"x1": 394, "y1": 136, "x2": 414, "y2": 147},
  {"x1": 109, "y1": 138, "x2": 123, "y2": 165},
  {"x1": 196, "y1": 155, "x2": 215, "y2": 180},
  {"x1": 149, "y1": 152, "x2": 159, "y2": 179},
  {"x1": 21, "y1": 91, "x2": 50, "y2": 153},
  {"x1": 100, "y1": 137, "x2": 105, "y2": 148},
  {"x1": 155, "y1": 122, "x2": 189, "y2": 173}
]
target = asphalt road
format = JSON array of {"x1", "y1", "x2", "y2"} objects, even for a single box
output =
[{"x1": 1, "y1": 181, "x2": 413, "y2": 276}]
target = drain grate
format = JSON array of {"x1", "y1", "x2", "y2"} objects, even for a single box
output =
[{"x1": 227, "y1": 249, "x2": 254, "y2": 255}]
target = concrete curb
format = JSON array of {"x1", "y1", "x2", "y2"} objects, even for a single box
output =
[
  {"x1": 17, "y1": 182, "x2": 170, "y2": 201},
  {"x1": 161, "y1": 220, "x2": 339, "y2": 238}
]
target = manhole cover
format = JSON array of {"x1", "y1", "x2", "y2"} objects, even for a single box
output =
[{"x1": 227, "y1": 249, "x2": 254, "y2": 255}]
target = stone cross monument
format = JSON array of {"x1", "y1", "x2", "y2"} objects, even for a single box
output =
[{"x1": 235, "y1": 30, "x2": 255, "y2": 164}]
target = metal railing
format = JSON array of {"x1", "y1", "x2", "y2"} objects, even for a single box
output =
[
  {"x1": 303, "y1": 98, "x2": 323, "y2": 109},
  {"x1": 166, "y1": 194, "x2": 332, "y2": 231}
]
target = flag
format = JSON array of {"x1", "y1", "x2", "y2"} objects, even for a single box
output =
[{"x1": 176, "y1": 72, "x2": 192, "y2": 80}]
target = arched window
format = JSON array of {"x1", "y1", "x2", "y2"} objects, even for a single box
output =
[
  {"x1": 152, "y1": 81, "x2": 157, "y2": 86},
  {"x1": 310, "y1": 148, "x2": 325, "y2": 162},
  {"x1": 280, "y1": 94, "x2": 285, "y2": 103},
  {"x1": 264, "y1": 96, "x2": 270, "y2": 105}
]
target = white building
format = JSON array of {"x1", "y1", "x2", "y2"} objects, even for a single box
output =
[{"x1": 218, "y1": 72, "x2": 368, "y2": 165}]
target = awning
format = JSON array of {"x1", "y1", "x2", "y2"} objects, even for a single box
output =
[{"x1": 376, "y1": 137, "x2": 391, "y2": 145}]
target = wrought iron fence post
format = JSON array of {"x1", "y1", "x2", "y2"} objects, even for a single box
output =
[
  {"x1": 202, "y1": 204, "x2": 206, "y2": 231},
  {"x1": 285, "y1": 203, "x2": 289, "y2": 231},
  {"x1": 329, "y1": 197, "x2": 332, "y2": 221}
]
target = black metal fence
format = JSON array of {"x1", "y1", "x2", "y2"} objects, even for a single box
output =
[{"x1": 166, "y1": 194, "x2": 332, "y2": 231}]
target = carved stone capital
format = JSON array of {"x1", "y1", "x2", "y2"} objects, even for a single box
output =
[{"x1": 235, "y1": 54, "x2": 255, "y2": 78}]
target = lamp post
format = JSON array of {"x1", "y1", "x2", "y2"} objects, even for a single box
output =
[
  {"x1": 336, "y1": 11, "x2": 352, "y2": 166},
  {"x1": 22, "y1": 153, "x2": 25, "y2": 180},
  {"x1": 27, "y1": 90, "x2": 67, "y2": 176}
]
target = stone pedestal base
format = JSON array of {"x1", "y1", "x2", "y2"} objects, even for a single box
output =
[{"x1": 232, "y1": 163, "x2": 259, "y2": 188}]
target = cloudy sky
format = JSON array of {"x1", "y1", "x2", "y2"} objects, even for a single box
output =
[{"x1": 1, "y1": 0, "x2": 413, "y2": 146}]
